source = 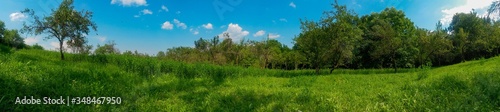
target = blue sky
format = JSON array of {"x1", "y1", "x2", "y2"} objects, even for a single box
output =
[{"x1": 0, "y1": 0, "x2": 497, "y2": 55}]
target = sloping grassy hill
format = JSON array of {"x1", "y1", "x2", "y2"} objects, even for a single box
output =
[{"x1": 1, "y1": 49, "x2": 499, "y2": 111}]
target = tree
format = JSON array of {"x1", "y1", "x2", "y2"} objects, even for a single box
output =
[
  {"x1": 359, "y1": 7, "x2": 416, "y2": 72},
  {"x1": 21, "y1": 0, "x2": 97, "y2": 60},
  {"x1": 369, "y1": 19, "x2": 402, "y2": 72},
  {"x1": 0, "y1": 20, "x2": 5, "y2": 44},
  {"x1": 295, "y1": 19, "x2": 328, "y2": 74},
  {"x1": 194, "y1": 37, "x2": 209, "y2": 52},
  {"x1": 455, "y1": 28, "x2": 469, "y2": 61},
  {"x1": 94, "y1": 41, "x2": 119, "y2": 54},
  {"x1": 2, "y1": 29, "x2": 26, "y2": 49},
  {"x1": 321, "y1": 0, "x2": 363, "y2": 73},
  {"x1": 31, "y1": 43, "x2": 45, "y2": 50},
  {"x1": 157, "y1": 51, "x2": 166, "y2": 58},
  {"x1": 488, "y1": 1, "x2": 500, "y2": 18}
]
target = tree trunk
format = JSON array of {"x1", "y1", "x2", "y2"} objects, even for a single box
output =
[
  {"x1": 294, "y1": 63, "x2": 299, "y2": 70},
  {"x1": 329, "y1": 67, "x2": 335, "y2": 74},
  {"x1": 392, "y1": 53, "x2": 397, "y2": 73},
  {"x1": 315, "y1": 66, "x2": 320, "y2": 75},
  {"x1": 59, "y1": 41, "x2": 65, "y2": 60}
]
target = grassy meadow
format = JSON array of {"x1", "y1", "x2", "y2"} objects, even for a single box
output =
[{"x1": 1, "y1": 49, "x2": 499, "y2": 111}]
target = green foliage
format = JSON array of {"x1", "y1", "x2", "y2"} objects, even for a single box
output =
[
  {"x1": 21, "y1": 0, "x2": 97, "y2": 60},
  {"x1": 1, "y1": 49, "x2": 500, "y2": 111},
  {"x1": 94, "y1": 41, "x2": 119, "y2": 54},
  {"x1": 30, "y1": 44, "x2": 44, "y2": 50}
]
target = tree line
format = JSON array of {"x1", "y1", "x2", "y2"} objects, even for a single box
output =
[
  {"x1": 157, "y1": 1, "x2": 500, "y2": 74},
  {"x1": 4, "y1": 0, "x2": 500, "y2": 74}
]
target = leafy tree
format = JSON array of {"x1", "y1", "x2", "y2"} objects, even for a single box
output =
[
  {"x1": 455, "y1": 28, "x2": 469, "y2": 61},
  {"x1": 321, "y1": 0, "x2": 363, "y2": 73},
  {"x1": 2, "y1": 29, "x2": 26, "y2": 49},
  {"x1": 359, "y1": 7, "x2": 416, "y2": 72},
  {"x1": 0, "y1": 20, "x2": 5, "y2": 44},
  {"x1": 295, "y1": 19, "x2": 328, "y2": 74},
  {"x1": 194, "y1": 37, "x2": 209, "y2": 52},
  {"x1": 369, "y1": 18, "x2": 402, "y2": 71},
  {"x1": 21, "y1": 0, "x2": 97, "y2": 60},
  {"x1": 157, "y1": 51, "x2": 166, "y2": 58},
  {"x1": 488, "y1": 1, "x2": 500, "y2": 18},
  {"x1": 94, "y1": 41, "x2": 119, "y2": 54},
  {"x1": 31, "y1": 43, "x2": 45, "y2": 50}
]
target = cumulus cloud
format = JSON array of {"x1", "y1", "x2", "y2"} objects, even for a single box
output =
[
  {"x1": 220, "y1": 25, "x2": 227, "y2": 29},
  {"x1": 190, "y1": 28, "x2": 199, "y2": 35},
  {"x1": 50, "y1": 41, "x2": 70, "y2": 52},
  {"x1": 289, "y1": 2, "x2": 296, "y2": 8},
  {"x1": 173, "y1": 19, "x2": 187, "y2": 29},
  {"x1": 141, "y1": 9, "x2": 152, "y2": 15},
  {"x1": 440, "y1": 0, "x2": 495, "y2": 25},
  {"x1": 23, "y1": 36, "x2": 41, "y2": 45},
  {"x1": 202, "y1": 23, "x2": 213, "y2": 29},
  {"x1": 161, "y1": 5, "x2": 169, "y2": 12},
  {"x1": 9, "y1": 12, "x2": 26, "y2": 21},
  {"x1": 95, "y1": 36, "x2": 107, "y2": 43},
  {"x1": 161, "y1": 21, "x2": 174, "y2": 30},
  {"x1": 111, "y1": 0, "x2": 148, "y2": 6},
  {"x1": 253, "y1": 30, "x2": 266, "y2": 37},
  {"x1": 219, "y1": 23, "x2": 249, "y2": 41},
  {"x1": 268, "y1": 33, "x2": 281, "y2": 39},
  {"x1": 279, "y1": 18, "x2": 288, "y2": 22}
]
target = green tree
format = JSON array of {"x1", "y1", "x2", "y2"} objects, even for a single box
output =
[
  {"x1": 295, "y1": 19, "x2": 328, "y2": 74},
  {"x1": 455, "y1": 28, "x2": 469, "y2": 61},
  {"x1": 31, "y1": 43, "x2": 44, "y2": 50},
  {"x1": 94, "y1": 41, "x2": 119, "y2": 54},
  {"x1": 321, "y1": 0, "x2": 363, "y2": 73},
  {"x1": 369, "y1": 19, "x2": 402, "y2": 72},
  {"x1": 448, "y1": 12, "x2": 490, "y2": 60},
  {"x1": 21, "y1": 0, "x2": 97, "y2": 60},
  {"x1": 3, "y1": 29, "x2": 26, "y2": 49},
  {"x1": 157, "y1": 51, "x2": 166, "y2": 58},
  {"x1": 0, "y1": 20, "x2": 5, "y2": 44},
  {"x1": 359, "y1": 7, "x2": 417, "y2": 72}
]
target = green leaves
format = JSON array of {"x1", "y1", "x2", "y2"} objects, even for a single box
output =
[{"x1": 21, "y1": 0, "x2": 97, "y2": 60}]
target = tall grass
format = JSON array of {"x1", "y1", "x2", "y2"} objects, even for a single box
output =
[{"x1": 1, "y1": 49, "x2": 499, "y2": 111}]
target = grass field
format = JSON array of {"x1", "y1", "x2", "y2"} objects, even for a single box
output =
[{"x1": 1, "y1": 49, "x2": 499, "y2": 111}]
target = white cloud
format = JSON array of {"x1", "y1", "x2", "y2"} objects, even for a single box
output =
[
  {"x1": 95, "y1": 36, "x2": 107, "y2": 43},
  {"x1": 219, "y1": 23, "x2": 249, "y2": 41},
  {"x1": 268, "y1": 33, "x2": 281, "y2": 39},
  {"x1": 141, "y1": 9, "x2": 152, "y2": 15},
  {"x1": 176, "y1": 11, "x2": 181, "y2": 14},
  {"x1": 173, "y1": 19, "x2": 187, "y2": 29},
  {"x1": 23, "y1": 36, "x2": 41, "y2": 45},
  {"x1": 161, "y1": 5, "x2": 169, "y2": 12},
  {"x1": 50, "y1": 41, "x2": 70, "y2": 52},
  {"x1": 134, "y1": 15, "x2": 140, "y2": 18},
  {"x1": 161, "y1": 21, "x2": 174, "y2": 30},
  {"x1": 253, "y1": 30, "x2": 266, "y2": 37},
  {"x1": 279, "y1": 18, "x2": 288, "y2": 22},
  {"x1": 190, "y1": 28, "x2": 199, "y2": 35},
  {"x1": 440, "y1": 0, "x2": 495, "y2": 25},
  {"x1": 202, "y1": 23, "x2": 213, "y2": 29},
  {"x1": 220, "y1": 25, "x2": 227, "y2": 29},
  {"x1": 289, "y1": 2, "x2": 296, "y2": 8},
  {"x1": 111, "y1": 0, "x2": 148, "y2": 6},
  {"x1": 9, "y1": 12, "x2": 26, "y2": 21}
]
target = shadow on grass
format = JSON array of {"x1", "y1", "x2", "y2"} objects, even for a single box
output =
[{"x1": 399, "y1": 72, "x2": 500, "y2": 111}]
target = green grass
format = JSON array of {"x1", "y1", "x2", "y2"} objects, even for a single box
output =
[{"x1": 1, "y1": 49, "x2": 499, "y2": 111}]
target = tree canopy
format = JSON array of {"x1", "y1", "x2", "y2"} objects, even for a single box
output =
[{"x1": 21, "y1": 0, "x2": 97, "y2": 60}]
